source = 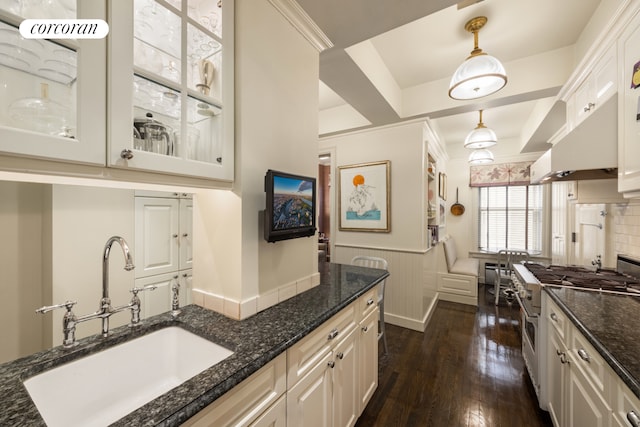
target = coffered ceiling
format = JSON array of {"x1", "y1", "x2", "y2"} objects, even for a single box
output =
[{"x1": 297, "y1": 0, "x2": 602, "y2": 152}]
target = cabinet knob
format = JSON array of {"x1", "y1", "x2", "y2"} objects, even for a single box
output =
[
  {"x1": 550, "y1": 312, "x2": 558, "y2": 322},
  {"x1": 366, "y1": 298, "x2": 375, "y2": 306},
  {"x1": 560, "y1": 353, "x2": 569, "y2": 365},
  {"x1": 337, "y1": 352, "x2": 344, "y2": 360},
  {"x1": 583, "y1": 102, "x2": 595, "y2": 112},
  {"x1": 173, "y1": 234, "x2": 179, "y2": 238},
  {"x1": 628, "y1": 410, "x2": 640, "y2": 427},
  {"x1": 362, "y1": 326, "x2": 368, "y2": 332},
  {"x1": 577, "y1": 348, "x2": 590, "y2": 363},
  {"x1": 327, "y1": 361, "x2": 335, "y2": 368},
  {"x1": 327, "y1": 329, "x2": 339, "y2": 340},
  {"x1": 120, "y1": 149, "x2": 134, "y2": 160},
  {"x1": 183, "y1": 233, "x2": 189, "y2": 237}
]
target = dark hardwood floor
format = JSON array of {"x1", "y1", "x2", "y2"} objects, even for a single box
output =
[{"x1": 356, "y1": 284, "x2": 553, "y2": 427}]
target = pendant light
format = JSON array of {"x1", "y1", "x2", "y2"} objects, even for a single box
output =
[
  {"x1": 464, "y1": 110, "x2": 497, "y2": 149},
  {"x1": 468, "y1": 148, "x2": 494, "y2": 164},
  {"x1": 449, "y1": 16, "x2": 507, "y2": 100}
]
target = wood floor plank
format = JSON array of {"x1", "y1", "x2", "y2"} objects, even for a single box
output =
[{"x1": 356, "y1": 284, "x2": 553, "y2": 427}]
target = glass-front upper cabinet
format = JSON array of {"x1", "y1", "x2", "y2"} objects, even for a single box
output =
[
  {"x1": 108, "y1": 0, "x2": 234, "y2": 181},
  {"x1": 0, "y1": 1, "x2": 106, "y2": 165}
]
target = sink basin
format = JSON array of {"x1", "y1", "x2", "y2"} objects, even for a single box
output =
[{"x1": 23, "y1": 326, "x2": 233, "y2": 427}]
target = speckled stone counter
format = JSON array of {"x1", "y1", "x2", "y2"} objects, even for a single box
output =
[
  {"x1": 0, "y1": 262, "x2": 388, "y2": 427},
  {"x1": 545, "y1": 286, "x2": 640, "y2": 398}
]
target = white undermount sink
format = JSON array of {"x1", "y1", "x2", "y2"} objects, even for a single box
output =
[{"x1": 23, "y1": 326, "x2": 234, "y2": 427}]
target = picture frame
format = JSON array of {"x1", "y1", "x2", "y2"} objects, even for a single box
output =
[
  {"x1": 438, "y1": 172, "x2": 447, "y2": 200},
  {"x1": 338, "y1": 160, "x2": 391, "y2": 232}
]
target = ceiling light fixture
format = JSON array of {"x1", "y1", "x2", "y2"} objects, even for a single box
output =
[
  {"x1": 468, "y1": 148, "x2": 494, "y2": 165},
  {"x1": 449, "y1": 16, "x2": 507, "y2": 100},
  {"x1": 464, "y1": 110, "x2": 497, "y2": 149}
]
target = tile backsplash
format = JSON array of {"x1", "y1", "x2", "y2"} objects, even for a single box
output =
[{"x1": 612, "y1": 200, "x2": 640, "y2": 259}]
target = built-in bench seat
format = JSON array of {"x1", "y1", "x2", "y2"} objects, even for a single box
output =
[{"x1": 436, "y1": 236, "x2": 479, "y2": 306}]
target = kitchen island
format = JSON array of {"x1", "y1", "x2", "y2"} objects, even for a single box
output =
[
  {"x1": 545, "y1": 286, "x2": 640, "y2": 398},
  {"x1": 0, "y1": 262, "x2": 388, "y2": 426}
]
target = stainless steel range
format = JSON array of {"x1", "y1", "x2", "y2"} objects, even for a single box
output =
[{"x1": 511, "y1": 255, "x2": 640, "y2": 407}]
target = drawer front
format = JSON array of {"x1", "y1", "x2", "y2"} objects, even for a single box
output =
[
  {"x1": 182, "y1": 352, "x2": 286, "y2": 427},
  {"x1": 359, "y1": 286, "x2": 378, "y2": 321},
  {"x1": 546, "y1": 297, "x2": 567, "y2": 341},
  {"x1": 287, "y1": 302, "x2": 356, "y2": 386},
  {"x1": 570, "y1": 326, "x2": 611, "y2": 401},
  {"x1": 614, "y1": 376, "x2": 640, "y2": 427}
]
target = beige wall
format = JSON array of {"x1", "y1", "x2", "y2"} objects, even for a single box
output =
[{"x1": 0, "y1": 182, "x2": 45, "y2": 364}]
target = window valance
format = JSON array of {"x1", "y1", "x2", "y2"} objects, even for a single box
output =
[{"x1": 469, "y1": 161, "x2": 533, "y2": 187}]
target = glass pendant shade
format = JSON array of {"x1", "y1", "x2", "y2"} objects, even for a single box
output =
[
  {"x1": 464, "y1": 110, "x2": 497, "y2": 149},
  {"x1": 449, "y1": 16, "x2": 507, "y2": 100},
  {"x1": 468, "y1": 148, "x2": 494, "y2": 164}
]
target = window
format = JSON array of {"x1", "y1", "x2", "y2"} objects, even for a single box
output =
[{"x1": 478, "y1": 185, "x2": 543, "y2": 252}]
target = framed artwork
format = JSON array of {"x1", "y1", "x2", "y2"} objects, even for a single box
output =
[
  {"x1": 438, "y1": 172, "x2": 447, "y2": 200},
  {"x1": 338, "y1": 160, "x2": 391, "y2": 232}
]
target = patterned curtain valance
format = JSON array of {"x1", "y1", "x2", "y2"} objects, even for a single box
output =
[{"x1": 469, "y1": 161, "x2": 533, "y2": 187}]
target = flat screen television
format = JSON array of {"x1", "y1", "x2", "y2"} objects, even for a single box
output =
[{"x1": 264, "y1": 169, "x2": 316, "y2": 242}]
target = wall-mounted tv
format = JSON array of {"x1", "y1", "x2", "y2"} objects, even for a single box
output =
[{"x1": 264, "y1": 169, "x2": 316, "y2": 243}]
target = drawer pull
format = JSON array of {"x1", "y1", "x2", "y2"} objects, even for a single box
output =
[
  {"x1": 550, "y1": 312, "x2": 558, "y2": 322},
  {"x1": 327, "y1": 361, "x2": 335, "y2": 369},
  {"x1": 628, "y1": 411, "x2": 640, "y2": 427},
  {"x1": 327, "y1": 329, "x2": 339, "y2": 340},
  {"x1": 366, "y1": 298, "x2": 375, "y2": 306},
  {"x1": 577, "y1": 349, "x2": 590, "y2": 363}
]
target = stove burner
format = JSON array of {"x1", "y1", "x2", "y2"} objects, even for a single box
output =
[{"x1": 525, "y1": 263, "x2": 640, "y2": 293}]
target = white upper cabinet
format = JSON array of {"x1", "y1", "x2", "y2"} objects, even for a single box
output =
[
  {"x1": 108, "y1": 0, "x2": 234, "y2": 181},
  {"x1": 618, "y1": 8, "x2": 640, "y2": 198},
  {"x1": 567, "y1": 43, "x2": 617, "y2": 132},
  {"x1": 0, "y1": 1, "x2": 106, "y2": 165}
]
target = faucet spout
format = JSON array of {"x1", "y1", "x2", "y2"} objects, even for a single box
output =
[
  {"x1": 100, "y1": 236, "x2": 135, "y2": 336},
  {"x1": 102, "y1": 236, "x2": 135, "y2": 300}
]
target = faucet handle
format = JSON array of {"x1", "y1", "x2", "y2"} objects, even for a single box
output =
[
  {"x1": 36, "y1": 301, "x2": 77, "y2": 314},
  {"x1": 130, "y1": 285, "x2": 157, "y2": 297}
]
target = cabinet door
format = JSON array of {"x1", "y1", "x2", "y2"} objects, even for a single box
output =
[
  {"x1": 547, "y1": 328, "x2": 566, "y2": 427},
  {"x1": 567, "y1": 362, "x2": 611, "y2": 427},
  {"x1": 333, "y1": 327, "x2": 359, "y2": 427},
  {"x1": 107, "y1": 0, "x2": 234, "y2": 181},
  {"x1": 358, "y1": 307, "x2": 379, "y2": 413},
  {"x1": 250, "y1": 395, "x2": 286, "y2": 427},
  {"x1": 0, "y1": 1, "x2": 106, "y2": 165},
  {"x1": 573, "y1": 77, "x2": 593, "y2": 128},
  {"x1": 135, "y1": 272, "x2": 176, "y2": 318},
  {"x1": 179, "y1": 197, "x2": 193, "y2": 270},
  {"x1": 287, "y1": 351, "x2": 333, "y2": 427},
  {"x1": 135, "y1": 197, "x2": 180, "y2": 278},
  {"x1": 618, "y1": 10, "x2": 640, "y2": 197}
]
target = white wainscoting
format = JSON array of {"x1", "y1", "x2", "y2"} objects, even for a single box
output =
[{"x1": 333, "y1": 244, "x2": 439, "y2": 332}]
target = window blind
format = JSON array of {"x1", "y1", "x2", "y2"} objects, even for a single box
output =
[{"x1": 478, "y1": 185, "x2": 543, "y2": 252}]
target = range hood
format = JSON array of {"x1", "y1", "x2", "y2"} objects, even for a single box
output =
[{"x1": 530, "y1": 94, "x2": 617, "y2": 183}]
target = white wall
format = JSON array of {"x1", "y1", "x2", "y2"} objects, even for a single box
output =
[
  {"x1": 191, "y1": 0, "x2": 321, "y2": 319},
  {"x1": 319, "y1": 121, "x2": 432, "y2": 331}
]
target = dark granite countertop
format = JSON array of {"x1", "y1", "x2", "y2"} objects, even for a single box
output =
[
  {"x1": 0, "y1": 262, "x2": 388, "y2": 427},
  {"x1": 545, "y1": 286, "x2": 640, "y2": 398}
]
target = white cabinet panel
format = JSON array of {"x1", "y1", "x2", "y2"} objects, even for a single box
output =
[
  {"x1": 287, "y1": 351, "x2": 333, "y2": 427},
  {"x1": 135, "y1": 197, "x2": 180, "y2": 277},
  {"x1": 358, "y1": 307, "x2": 379, "y2": 412}
]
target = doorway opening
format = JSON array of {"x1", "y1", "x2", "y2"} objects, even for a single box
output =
[{"x1": 318, "y1": 154, "x2": 331, "y2": 262}]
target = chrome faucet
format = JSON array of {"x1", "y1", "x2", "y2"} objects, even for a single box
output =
[
  {"x1": 35, "y1": 236, "x2": 156, "y2": 348},
  {"x1": 171, "y1": 276, "x2": 181, "y2": 318}
]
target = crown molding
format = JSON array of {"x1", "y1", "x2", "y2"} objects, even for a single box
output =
[{"x1": 268, "y1": 0, "x2": 333, "y2": 52}]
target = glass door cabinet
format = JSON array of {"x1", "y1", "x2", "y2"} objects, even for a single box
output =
[
  {"x1": 0, "y1": 0, "x2": 106, "y2": 165},
  {"x1": 109, "y1": 0, "x2": 234, "y2": 181}
]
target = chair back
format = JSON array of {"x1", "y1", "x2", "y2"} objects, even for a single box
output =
[
  {"x1": 351, "y1": 256, "x2": 388, "y2": 299},
  {"x1": 497, "y1": 249, "x2": 529, "y2": 276}
]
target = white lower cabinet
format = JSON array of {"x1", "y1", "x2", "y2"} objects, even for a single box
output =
[
  {"x1": 544, "y1": 293, "x2": 615, "y2": 427},
  {"x1": 182, "y1": 288, "x2": 379, "y2": 426},
  {"x1": 181, "y1": 353, "x2": 287, "y2": 427}
]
